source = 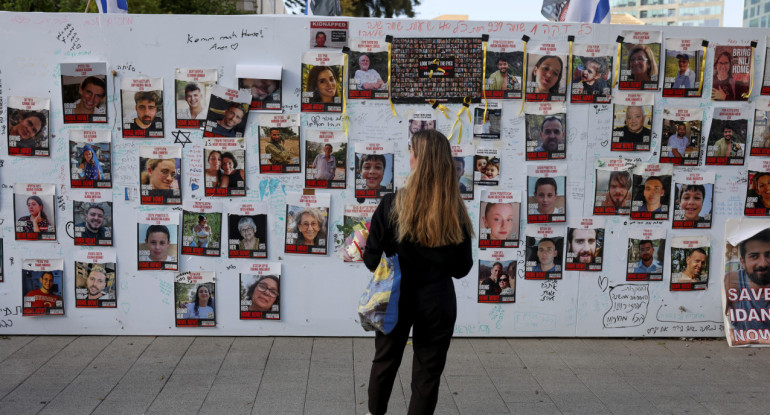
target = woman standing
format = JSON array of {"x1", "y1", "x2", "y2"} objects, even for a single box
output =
[{"x1": 363, "y1": 129, "x2": 473, "y2": 415}]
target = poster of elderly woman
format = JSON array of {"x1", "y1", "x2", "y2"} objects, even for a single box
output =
[
  {"x1": 69, "y1": 129, "x2": 111, "y2": 188},
  {"x1": 284, "y1": 192, "x2": 330, "y2": 255},
  {"x1": 228, "y1": 203, "x2": 268, "y2": 259},
  {"x1": 618, "y1": 30, "x2": 662, "y2": 91},
  {"x1": 7, "y1": 96, "x2": 50, "y2": 157}
]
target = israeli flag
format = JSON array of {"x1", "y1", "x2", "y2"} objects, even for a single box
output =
[
  {"x1": 562, "y1": 0, "x2": 610, "y2": 24},
  {"x1": 96, "y1": 0, "x2": 128, "y2": 14}
]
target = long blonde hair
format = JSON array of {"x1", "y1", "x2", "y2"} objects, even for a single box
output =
[{"x1": 392, "y1": 129, "x2": 474, "y2": 247}]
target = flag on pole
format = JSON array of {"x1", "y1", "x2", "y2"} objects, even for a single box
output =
[
  {"x1": 96, "y1": 0, "x2": 129, "y2": 14},
  {"x1": 541, "y1": 0, "x2": 610, "y2": 24}
]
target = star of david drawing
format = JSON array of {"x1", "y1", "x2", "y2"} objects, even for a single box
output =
[{"x1": 172, "y1": 130, "x2": 192, "y2": 147}]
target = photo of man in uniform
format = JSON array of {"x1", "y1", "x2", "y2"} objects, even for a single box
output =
[
  {"x1": 265, "y1": 128, "x2": 293, "y2": 165},
  {"x1": 128, "y1": 91, "x2": 162, "y2": 133},
  {"x1": 24, "y1": 271, "x2": 61, "y2": 308},
  {"x1": 633, "y1": 240, "x2": 662, "y2": 273},
  {"x1": 672, "y1": 248, "x2": 707, "y2": 283},
  {"x1": 72, "y1": 77, "x2": 106, "y2": 115}
]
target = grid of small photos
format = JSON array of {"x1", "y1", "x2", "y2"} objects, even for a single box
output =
[{"x1": 9, "y1": 25, "x2": 770, "y2": 343}]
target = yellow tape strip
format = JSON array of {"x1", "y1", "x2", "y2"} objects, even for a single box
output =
[
  {"x1": 698, "y1": 44, "x2": 707, "y2": 97},
  {"x1": 613, "y1": 41, "x2": 622, "y2": 89},
  {"x1": 388, "y1": 42, "x2": 396, "y2": 117},
  {"x1": 430, "y1": 100, "x2": 451, "y2": 119}
]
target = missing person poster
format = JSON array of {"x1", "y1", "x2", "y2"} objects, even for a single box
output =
[
  {"x1": 339, "y1": 203, "x2": 377, "y2": 262},
  {"x1": 566, "y1": 218, "x2": 604, "y2": 272},
  {"x1": 305, "y1": 130, "x2": 347, "y2": 189},
  {"x1": 121, "y1": 77, "x2": 163, "y2": 139},
  {"x1": 203, "y1": 85, "x2": 251, "y2": 138},
  {"x1": 228, "y1": 203, "x2": 268, "y2": 259},
  {"x1": 451, "y1": 144, "x2": 475, "y2": 200},
  {"x1": 723, "y1": 219, "x2": 770, "y2": 346},
  {"x1": 527, "y1": 164, "x2": 567, "y2": 223},
  {"x1": 618, "y1": 30, "x2": 662, "y2": 91},
  {"x1": 301, "y1": 51, "x2": 345, "y2": 113},
  {"x1": 355, "y1": 142, "x2": 394, "y2": 198},
  {"x1": 74, "y1": 250, "x2": 116, "y2": 308},
  {"x1": 390, "y1": 37, "x2": 484, "y2": 104},
  {"x1": 407, "y1": 112, "x2": 436, "y2": 141},
  {"x1": 139, "y1": 145, "x2": 182, "y2": 205},
  {"x1": 763, "y1": 36, "x2": 770, "y2": 96},
  {"x1": 474, "y1": 145, "x2": 502, "y2": 187},
  {"x1": 69, "y1": 129, "x2": 111, "y2": 188},
  {"x1": 626, "y1": 227, "x2": 666, "y2": 281},
  {"x1": 7, "y1": 96, "x2": 50, "y2": 157},
  {"x1": 630, "y1": 163, "x2": 673, "y2": 221},
  {"x1": 473, "y1": 103, "x2": 502, "y2": 140},
  {"x1": 137, "y1": 211, "x2": 178, "y2": 271},
  {"x1": 479, "y1": 190, "x2": 521, "y2": 249},
  {"x1": 240, "y1": 262, "x2": 281, "y2": 320},
  {"x1": 175, "y1": 271, "x2": 216, "y2": 327},
  {"x1": 258, "y1": 113, "x2": 301, "y2": 173},
  {"x1": 478, "y1": 249, "x2": 516, "y2": 303},
  {"x1": 22, "y1": 258, "x2": 64, "y2": 316},
  {"x1": 662, "y1": 38, "x2": 704, "y2": 98},
  {"x1": 525, "y1": 225, "x2": 562, "y2": 280},
  {"x1": 237, "y1": 64, "x2": 283, "y2": 111},
  {"x1": 14, "y1": 183, "x2": 56, "y2": 241},
  {"x1": 593, "y1": 158, "x2": 634, "y2": 216},
  {"x1": 484, "y1": 39, "x2": 523, "y2": 100},
  {"x1": 174, "y1": 68, "x2": 217, "y2": 128},
  {"x1": 310, "y1": 20, "x2": 348, "y2": 49},
  {"x1": 659, "y1": 107, "x2": 702, "y2": 165},
  {"x1": 570, "y1": 43, "x2": 613, "y2": 104},
  {"x1": 181, "y1": 200, "x2": 222, "y2": 257},
  {"x1": 672, "y1": 170, "x2": 714, "y2": 228},
  {"x1": 285, "y1": 192, "x2": 330, "y2": 255},
  {"x1": 751, "y1": 98, "x2": 770, "y2": 156},
  {"x1": 525, "y1": 102, "x2": 567, "y2": 160},
  {"x1": 611, "y1": 92, "x2": 654, "y2": 152},
  {"x1": 745, "y1": 159, "x2": 770, "y2": 217},
  {"x1": 525, "y1": 41, "x2": 569, "y2": 102},
  {"x1": 711, "y1": 44, "x2": 752, "y2": 102},
  {"x1": 706, "y1": 105, "x2": 750, "y2": 166},
  {"x1": 204, "y1": 137, "x2": 246, "y2": 197},
  {"x1": 670, "y1": 235, "x2": 709, "y2": 291},
  {"x1": 73, "y1": 190, "x2": 113, "y2": 246},
  {"x1": 348, "y1": 38, "x2": 389, "y2": 100},
  {"x1": 61, "y1": 62, "x2": 108, "y2": 124}
]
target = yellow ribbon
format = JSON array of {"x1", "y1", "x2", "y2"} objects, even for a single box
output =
[
  {"x1": 613, "y1": 41, "x2": 622, "y2": 89},
  {"x1": 448, "y1": 97, "x2": 472, "y2": 143},
  {"x1": 482, "y1": 39, "x2": 489, "y2": 124},
  {"x1": 698, "y1": 43, "x2": 707, "y2": 97},
  {"x1": 430, "y1": 100, "x2": 451, "y2": 119},
  {"x1": 428, "y1": 58, "x2": 446, "y2": 78},
  {"x1": 520, "y1": 40, "x2": 528, "y2": 115},
  {"x1": 341, "y1": 53, "x2": 349, "y2": 135},
  {"x1": 743, "y1": 43, "x2": 756, "y2": 99},
  {"x1": 388, "y1": 42, "x2": 396, "y2": 117}
]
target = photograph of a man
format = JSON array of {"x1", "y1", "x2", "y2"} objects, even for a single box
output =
[
  {"x1": 724, "y1": 228, "x2": 770, "y2": 339},
  {"x1": 634, "y1": 176, "x2": 667, "y2": 214},
  {"x1": 77, "y1": 265, "x2": 115, "y2": 301},
  {"x1": 354, "y1": 54, "x2": 384, "y2": 90},
  {"x1": 75, "y1": 203, "x2": 111, "y2": 243},
  {"x1": 672, "y1": 248, "x2": 708, "y2": 283},
  {"x1": 479, "y1": 261, "x2": 503, "y2": 297},
  {"x1": 210, "y1": 103, "x2": 246, "y2": 137},
  {"x1": 72, "y1": 76, "x2": 107, "y2": 115},
  {"x1": 488, "y1": 56, "x2": 518, "y2": 90},
  {"x1": 532, "y1": 238, "x2": 560, "y2": 272},
  {"x1": 633, "y1": 240, "x2": 663, "y2": 273},
  {"x1": 265, "y1": 128, "x2": 293, "y2": 165},
  {"x1": 24, "y1": 271, "x2": 62, "y2": 308},
  {"x1": 532, "y1": 116, "x2": 565, "y2": 155},
  {"x1": 567, "y1": 228, "x2": 599, "y2": 264},
  {"x1": 312, "y1": 144, "x2": 336, "y2": 180},
  {"x1": 712, "y1": 123, "x2": 743, "y2": 158},
  {"x1": 597, "y1": 170, "x2": 632, "y2": 212},
  {"x1": 178, "y1": 83, "x2": 206, "y2": 121},
  {"x1": 672, "y1": 54, "x2": 696, "y2": 89},
  {"x1": 667, "y1": 123, "x2": 690, "y2": 159},
  {"x1": 612, "y1": 106, "x2": 652, "y2": 147},
  {"x1": 127, "y1": 91, "x2": 162, "y2": 134}
]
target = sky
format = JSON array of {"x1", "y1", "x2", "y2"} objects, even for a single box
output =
[{"x1": 412, "y1": 0, "x2": 744, "y2": 27}]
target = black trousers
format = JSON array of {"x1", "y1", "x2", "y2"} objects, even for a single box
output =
[{"x1": 368, "y1": 277, "x2": 457, "y2": 415}]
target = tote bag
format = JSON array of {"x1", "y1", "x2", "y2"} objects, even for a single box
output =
[{"x1": 357, "y1": 254, "x2": 401, "y2": 334}]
